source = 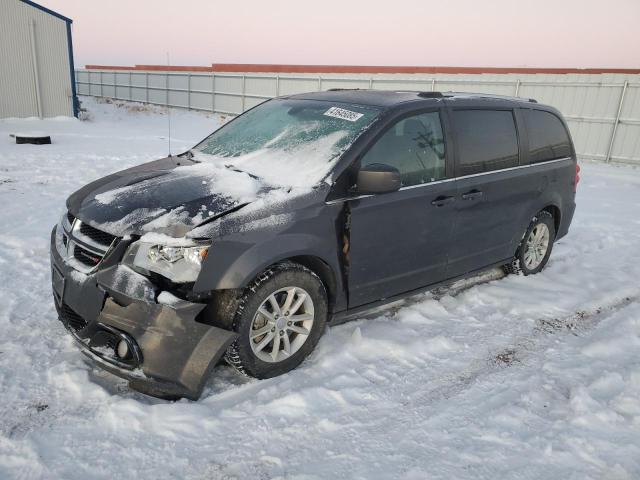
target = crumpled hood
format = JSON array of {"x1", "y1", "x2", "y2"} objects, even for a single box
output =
[{"x1": 67, "y1": 156, "x2": 271, "y2": 237}]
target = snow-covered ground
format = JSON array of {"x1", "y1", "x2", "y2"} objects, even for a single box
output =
[{"x1": 1, "y1": 97, "x2": 639, "y2": 480}]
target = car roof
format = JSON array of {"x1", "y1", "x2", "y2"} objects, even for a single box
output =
[{"x1": 284, "y1": 89, "x2": 543, "y2": 110}]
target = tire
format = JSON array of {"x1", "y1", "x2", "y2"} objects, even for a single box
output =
[
  {"x1": 224, "y1": 262, "x2": 328, "y2": 378},
  {"x1": 504, "y1": 211, "x2": 556, "y2": 276}
]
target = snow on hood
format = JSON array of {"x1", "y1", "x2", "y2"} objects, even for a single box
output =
[{"x1": 67, "y1": 156, "x2": 277, "y2": 238}]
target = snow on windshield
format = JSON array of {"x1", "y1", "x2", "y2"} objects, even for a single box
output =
[
  {"x1": 191, "y1": 130, "x2": 349, "y2": 188},
  {"x1": 192, "y1": 99, "x2": 380, "y2": 188}
]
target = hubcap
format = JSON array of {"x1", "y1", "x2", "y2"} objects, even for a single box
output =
[
  {"x1": 249, "y1": 286, "x2": 315, "y2": 363},
  {"x1": 523, "y1": 223, "x2": 550, "y2": 270}
]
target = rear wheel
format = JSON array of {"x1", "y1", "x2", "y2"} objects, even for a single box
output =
[
  {"x1": 504, "y1": 211, "x2": 556, "y2": 276},
  {"x1": 225, "y1": 262, "x2": 327, "y2": 378}
]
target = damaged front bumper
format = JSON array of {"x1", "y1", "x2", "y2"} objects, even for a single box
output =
[{"x1": 50, "y1": 227, "x2": 237, "y2": 400}]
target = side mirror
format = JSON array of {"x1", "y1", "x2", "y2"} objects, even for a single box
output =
[{"x1": 357, "y1": 163, "x2": 401, "y2": 194}]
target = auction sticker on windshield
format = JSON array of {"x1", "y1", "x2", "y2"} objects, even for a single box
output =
[{"x1": 323, "y1": 107, "x2": 364, "y2": 122}]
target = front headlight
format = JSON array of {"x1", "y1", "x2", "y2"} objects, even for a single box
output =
[{"x1": 123, "y1": 241, "x2": 210, "y2": 283}]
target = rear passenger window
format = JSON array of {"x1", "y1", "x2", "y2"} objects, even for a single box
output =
[
  {"x1": 361, "y1": 111, "x2": 446, "y2": 187},
  {"x1": 525, "y1": 109, "x2": 572, "y2": 163},
  {"x1": 453, "y1": 110, "x2": 519, "y2": 175}
]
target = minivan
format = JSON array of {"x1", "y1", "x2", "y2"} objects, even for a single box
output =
[{"x1": 50, "y1": 90, "x2": 578, "y2": 399}]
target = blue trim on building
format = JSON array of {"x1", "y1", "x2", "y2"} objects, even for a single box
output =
[
  {"x1": 66, "y1": 22, "x2": 79, "y2": 117},
  {"x1": 19, "y1": 0, "x2": 73, "y2": 24}
]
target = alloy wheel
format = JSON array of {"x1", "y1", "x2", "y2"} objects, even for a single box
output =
[
  {"x1": 523, "y1": 223, "x2": 550, "y2": 270},
  {"x1": 249, "y1": 286, "x2": 315, "y2": 363}
]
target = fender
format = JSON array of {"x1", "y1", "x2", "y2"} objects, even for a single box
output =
[
  {"x1": 193, "y1": 232, "x2": 345, "y2": 303},
  {"x1": 511, "y1": 190, "x2": 564, "y2": 254},
  {"x1": 508, "y1": 156, "x2": 576, "y2": 252}
]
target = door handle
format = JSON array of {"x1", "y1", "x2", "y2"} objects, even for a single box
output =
[
  {"x1": 461, "y1": 190, "x2": 483, "y2": 201},
  {"x1": 431, "y1": 195, "x2": 455, "y2": 207}
]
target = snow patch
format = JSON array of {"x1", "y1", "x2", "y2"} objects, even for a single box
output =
[
  {"x1": 97, "y1": 208, "x2": 167, "y2": 236},
  {"x1": 157, "y1": 291, "x2": 183, "y2": 307},
  {"x1": 110, "y1": 265, "x2": 154, "y2": 300},
  {"x1": 138, "y1": 232, "x2": 199, "y2": 247}
]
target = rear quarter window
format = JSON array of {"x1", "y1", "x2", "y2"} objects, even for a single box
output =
[
  {"x1": 525, "y1": 109, "x2": 573, "y2": 163},
  {"x1": 453, "y1": 110, "x2": 519, "y2": 176}
]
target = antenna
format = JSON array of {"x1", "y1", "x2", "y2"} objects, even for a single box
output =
[{"x1": 166, "y1": 52, "x2": 172, "y2": 157}]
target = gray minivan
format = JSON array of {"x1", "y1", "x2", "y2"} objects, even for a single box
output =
[{"x1": 50, "y1": 90, "x2": 578, "y2": 399}]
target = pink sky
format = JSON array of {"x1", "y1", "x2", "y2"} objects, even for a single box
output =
[{"x1": 43, "y1": 0, "x2": 640, "y2": 68}]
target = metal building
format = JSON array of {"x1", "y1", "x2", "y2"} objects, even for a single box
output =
[{"x1": 0, "y1": 0, "x2": 78, "y2": 118}]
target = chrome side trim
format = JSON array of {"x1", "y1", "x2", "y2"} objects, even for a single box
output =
[
  {"x1": 399, "y1": 176, "x2": 455, "y2": 191},
  {"x1": 454, "y1": 157, "x2": 571, "y2": 181},
  {"x1": 325, "y1": 157, "x2": 572, "y2": 205},
  {"x1": 326, "y1": 193, "x2": 374, "y2": 205}
]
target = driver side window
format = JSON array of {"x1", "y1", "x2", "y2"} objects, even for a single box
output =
[{"x1": 361, "y1": 111, "x2": 446, "y2": 187}]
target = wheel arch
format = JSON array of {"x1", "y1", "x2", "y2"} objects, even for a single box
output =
[
  {"x1": 194, "y1": 233, "x2": 346, "y2": 313},
  {"x1": 287, "y1": 255, "x2": 338, "y2": 313},
  {"x1": 511, "y1": 194, "x2": 563, "y2": 254},
  {"x1": 541, "y1": 204, "x2": 561, "y2": 234}
]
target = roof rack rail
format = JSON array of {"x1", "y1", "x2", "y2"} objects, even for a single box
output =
[
  {"x1": 326, "y1": 88, "x2": 362, "y2": 92},
  {"x1": 417, "y1": 92, "x2": 444, "y2": 98},
  {"x1": 443, "y1": 91, "x2": 539, "y2": 103}
]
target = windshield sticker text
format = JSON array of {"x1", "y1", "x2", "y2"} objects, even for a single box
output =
[{"x1": 323, "y1": 107, "x2": 364, "y2": 122}]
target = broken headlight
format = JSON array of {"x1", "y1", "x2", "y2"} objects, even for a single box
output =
[{"x1": 124, "y1": 241, "x2": 209, "y2": 283}]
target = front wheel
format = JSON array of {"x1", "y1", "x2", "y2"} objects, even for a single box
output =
[
  {"x1": 225, "y1": 262, "x2": 327, "y2": 378},
  {"x1": 504, "y1": 211, "x2": 556, "y2": 276}
]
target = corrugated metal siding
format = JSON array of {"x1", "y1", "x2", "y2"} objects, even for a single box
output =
[
  {"x1": 0, "y1": 0, "x2": 73, "y2": 118},
  {"x1": 76, "y1": 69, "x2": 640, "y2": 165}
]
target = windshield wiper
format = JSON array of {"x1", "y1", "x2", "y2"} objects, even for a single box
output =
[
  {"x1": 224, "y1": 164, "x2": 261, "y2": 180},
  {"x1": 179, "y1": 149, "x2": 196, "y2": 161}
]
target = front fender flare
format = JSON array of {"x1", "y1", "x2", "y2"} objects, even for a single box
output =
[{"x1": 193, "y1": 233, "x2": 341, "y2": 293}]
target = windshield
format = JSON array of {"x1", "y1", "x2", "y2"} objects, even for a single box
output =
[{"x1": 192, "y1": 99, "x2": 380, "y2": 188}]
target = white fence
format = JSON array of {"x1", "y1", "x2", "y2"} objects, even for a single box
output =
[{"x1": 75, "y1": 69, "x2": 640, "y2": 165}]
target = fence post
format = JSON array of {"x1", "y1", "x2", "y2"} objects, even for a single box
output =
[
  {"x1": 431, "y1": 79, "x2": 436, "y2": 92},
  {"x1": 241, "y1": 75, "x2": 246, "y2": 112},
  {"x1": 145, "y1": 72, "x2": 149, "y2": 104},
  {"x1": 100, "y1": 71, "x2": 103, "y2": 97},
  {"x1": 276, "y1": 74, "x2": 280, "y2": 97},
  {"x1": 165, "y1": 73, "x2": 169, "y2": 107},
  {"x1": 605, "y1": 81, "x2": 629, "y2": 163},
  {"x1": 369, "y1": 78, "x2": 373, "y2": 89},
  {"x1": 318, "y1": 76, "x2": 322, "y2": 91},
  {"x1": 187, "y1": 73, "x2": 191, "y2": 110},
  {"x1": 211, "y1": 72, "x2": 215, "y2": 113},
  {"x1": 514, "y1": 79, "x2": 521, "y2": 97}
]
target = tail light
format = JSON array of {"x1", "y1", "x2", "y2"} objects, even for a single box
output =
[{"x1": 573, "y1": 163, "x2": 581, "y2": 193}]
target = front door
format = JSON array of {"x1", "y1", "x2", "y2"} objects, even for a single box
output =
[{"x1": 347, "y1": 110, "x2": 456, "y2": 308}]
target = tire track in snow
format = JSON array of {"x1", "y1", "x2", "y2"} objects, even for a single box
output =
[{"x1": 395, "y1": 291, "x2": 640, "y2": 410}]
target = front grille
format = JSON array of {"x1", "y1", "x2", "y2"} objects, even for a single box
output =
[
  {"x1": 61, "y1": 211, "x2": 120, "y2": 273},
  {"x1": 79, "y1": 222, "x2": 116, "y2": 247},
  {"x1": 74, "y1": 245, "x2": 102, "y2": 267},
  {"x1": 59, "y1": 302, "x2": 88, "y2": 331}
]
